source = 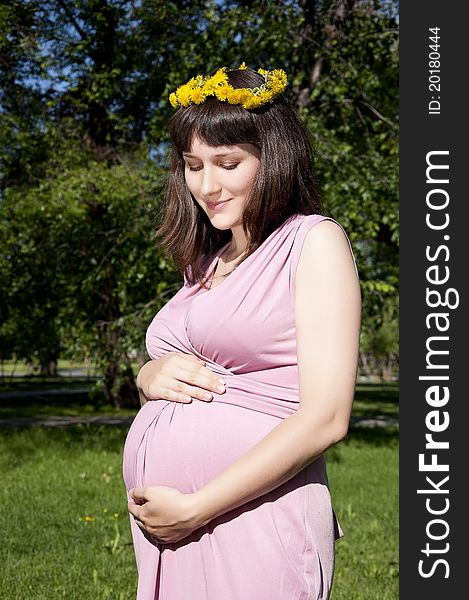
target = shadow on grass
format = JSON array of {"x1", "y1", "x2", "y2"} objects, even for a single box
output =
[
  {"x1": 1, "y1": 420, "x2": 398, "y2": 474},
  {"x1": 326, "y1": 426, "x2": 398, "y2": 464},
  {"x1": 0, "y1": 425, "x2": 130, "y2": 469},
  {"x1": 1, "y1": 376, "x2": 93, "y2": 391},
  {"x1": 354, "y1": 382, "x2": 399, "y2": 404},
  {"x1": 0, "y1": 379, "x2": 121, "y2": 418},
  {"x1": 347, "y1": 426, "x2": 398, "y2": 445}
]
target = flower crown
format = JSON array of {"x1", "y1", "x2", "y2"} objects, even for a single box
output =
[{"x1": 169, "y1": 63, "x2": 287, "y2": 110}]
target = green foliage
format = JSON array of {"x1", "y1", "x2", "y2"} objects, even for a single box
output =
[
  {"x1": 1, "y1": 157, "x2": 179, "y2": 404},
  {"x1": 301, "y1": 1, "x2": 399, "y2": 362},
  {"x1": 1, "y1": 0, "x2": 399, "y2": 403}
]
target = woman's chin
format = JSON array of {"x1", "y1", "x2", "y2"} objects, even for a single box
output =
[{"x1": 207, "y1": 212, "x2": 242, "y2": 230}]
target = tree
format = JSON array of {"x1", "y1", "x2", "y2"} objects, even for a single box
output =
[
  {"x1": 1, "y1": 0, "x2": 399, "y2": 404},
  {"x1": 1, "y1": 156, "x2": 180, "y2": 405}
]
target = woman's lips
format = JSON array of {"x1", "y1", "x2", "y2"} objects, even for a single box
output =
[{"x1": 207, "y1": 199, "x2": 232, "y2": 211}]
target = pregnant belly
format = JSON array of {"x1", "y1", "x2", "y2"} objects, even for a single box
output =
[{"x1": 123, "y1": 398, "x2": 282, "y2": 494}]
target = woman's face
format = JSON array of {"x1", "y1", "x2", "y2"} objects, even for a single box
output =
[{"x1": 183, "y1": 135, "x2": 261, "y2": 230}]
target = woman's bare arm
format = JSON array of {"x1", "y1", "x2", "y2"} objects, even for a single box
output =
[
  {"x1": 129, "y1": 221, "x2": 360, "y2": 542},
  {"x1": 190, "y1": 220, "x2": 361, "y2": 526}
]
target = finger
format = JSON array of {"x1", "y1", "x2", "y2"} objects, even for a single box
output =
[
  {"x1": 133, "y1": 516, "x2": 147, "y2": 533},
  {"x1": 180, "y1": 365, "x2": 226, "y2": 396},
  {"x1": 130, "y1": 487, "x2": 148, "y2": 503},
  {"x1": 147, "y1": 377, "x2": 193, "y2": 403},
  {"x1": 183, "y1": 375, "x2": 226, "y2": 398},
  {"x1": 171, "y1": 381, "x2": 214, "y2": 402},
  {"x1": 155, "y1": 380, "x2": 215, "y2": 403},
  {"x1": 189, "y1": 363, "x2": 226, "y2": 394},
  {"x1": 163, "y1": 388, "x2": 194, "y2": 403},
  {"x1": 128, "y1": 502, "x2": 142, "y2": 520}
]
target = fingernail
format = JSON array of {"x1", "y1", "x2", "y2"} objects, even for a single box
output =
[
  {"x1": 217, "y1": 379, "x2": 225, "y2": 386},
  {"x1": 216, "y1": 384, "x2": 225, "y2": 393},
  {"x1": 203, "y1": 393, "x2": 213, "y2": 401}
]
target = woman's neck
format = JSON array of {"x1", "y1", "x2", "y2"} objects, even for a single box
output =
[{"x1": 229, "y1": 223, "x2": 249, "y2": 257}]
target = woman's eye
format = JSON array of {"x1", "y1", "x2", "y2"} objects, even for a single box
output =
[{"x1": 186, "y1": 163, "x2": 239, "y2": 171}]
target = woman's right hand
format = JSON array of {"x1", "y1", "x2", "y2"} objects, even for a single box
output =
[{"x1": 136, "y1": 352, "x2": 226, "y2": 406}]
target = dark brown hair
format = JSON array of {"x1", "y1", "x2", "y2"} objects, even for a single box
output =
[{"x1": 156, "y1": 67, "x2": 322, "y2": 287}]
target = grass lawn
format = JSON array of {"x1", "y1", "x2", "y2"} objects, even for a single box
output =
[
  {"x1": 0, "y1": 426, "x2": 136, "y2": 599},
  {"x1": 329, "y1": 428, "x2": 398, "y2": 599},
  {"x1": 0, "y1": 359, "x2": 99, "y2": 378},
  {"x1": 0, "y1": 379, "x2": 399, "y2": 421},
  {"x1": 0, "y1": 378, "x2": 136, "y2": 419},
  {"x1": 0, "y1": 382, "x2": 398, "y2": 599}
]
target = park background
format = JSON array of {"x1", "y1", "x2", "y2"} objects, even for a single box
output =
[{"x1": 0, "y1": 1, "x2": 398, "y2": 598}]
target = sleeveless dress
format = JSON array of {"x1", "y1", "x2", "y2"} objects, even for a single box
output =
[{"x1": 123, "y1": 213, "x2": 349, "y2": 600}]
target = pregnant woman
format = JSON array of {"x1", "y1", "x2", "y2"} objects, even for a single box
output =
[{"x1": 123, "y1": 63, "x2": 361, "y2": 600}]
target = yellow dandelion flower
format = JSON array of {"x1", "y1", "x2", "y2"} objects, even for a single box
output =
[
  {"x1": 226, "y1": 89, "x2": 241, "y2": 104},
  {"x1": 244, "y1": 95, "x2": 263, "y2": 109},
  {"x1": 203, "y1": 77, "x2": 221, "y2": 95},
  {"x1": 237, "y1": 89, "x2": 252, "y2": 104},
  {"x1": 183, "y1": 77, "x2": 197, "y2": 90},
  {"x1": 203, "y1": 82, "x2": 215, "y2": 95},
  {"x1": 83, "y1": 515, "x2": 95, "y2": 522},
  {"x1": 270, "y1": 83, "x2": 281, "y2": 95},
  {"x1": 169, "y1": 92, "x2": 179, "y2": 108},
  {"x1": 177, "y1": 88, "x2": 191, "y2": 107},
  {"x1": 216, "y1": 85, "x2": 231, "y2": 102},
  {"x1": 191, "y1": 88, "x2": 207, "y2": 104},
  {"x1": 210, "y1": 68, "x2": 228, "y2": 86},
  {"x1": 169, "y1": 66, "x2": 287, "y2": 110},
  {"x1": 215, "y1": 85, "x2": 231, "y2": 102}
]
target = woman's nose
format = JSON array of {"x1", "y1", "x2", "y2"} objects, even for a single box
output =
[{"x1": 200, "y1": 166, "x2": 221, "y2": 197}]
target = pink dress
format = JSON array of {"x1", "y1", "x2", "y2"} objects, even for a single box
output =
[{"x1": 123, "y1": 213, "x2": 345, "y2": 600}]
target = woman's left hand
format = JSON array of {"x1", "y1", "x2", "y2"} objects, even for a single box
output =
[{"x1": 128, "y1": 486, "x2": 202, "y2": 544}]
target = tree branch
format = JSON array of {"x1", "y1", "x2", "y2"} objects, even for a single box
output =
[{"x1": 55, "y1": 0, "x2": 88, "y2": 42}]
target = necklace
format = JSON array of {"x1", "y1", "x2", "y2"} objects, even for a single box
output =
[{"x1": 212, "y1": 241, "x2": 246, "y2": 281}]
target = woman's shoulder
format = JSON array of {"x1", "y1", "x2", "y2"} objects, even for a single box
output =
[
  {"x1": 292, "y1": 212, "x2": 345, "y2": 232},
  {"x1": 287, "y1": 213, "x2": 335, "y2": 259},
  {"x1": 298, "y1": 216, "x2": 359, "y2": 279}
]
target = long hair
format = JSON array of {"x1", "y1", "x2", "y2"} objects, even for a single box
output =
[{"x1": 156, "y1": 67, "x2": 323, "y2": 287}]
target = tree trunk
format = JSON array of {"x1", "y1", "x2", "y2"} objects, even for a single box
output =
[
  {"x1": 103, "y1": 352, "x2": 139, "y2": 409},
  {"x1": 40, "y1": 358, "x2": 58, "y2": 377},
  {"x1": 294, "y1": 0, "x2": 356, "y2": 110}
]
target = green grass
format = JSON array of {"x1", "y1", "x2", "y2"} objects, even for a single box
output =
[
  {"x1": 0, "y1": 423, "x2": 398, "y2": 599},
  {"x1": 0, "y1": 397, "x2": 136, "y2": 419},
  {"x1": 0, "y1": 381, "x2": 398, "y2": 597},
  {"x1": 0, "y1": 379, "x2": 399, "y2": 421},
  {"x1": 0, "y1": 359, "x2": 98, "y2": 377},
  {"x1": 328, "y1": 428, "x2": 399, "y2": 599},
  {"x1": 352, "y1": 382, "x2": 399, "y2": 420},
  {"x1": 0, "y1": 426, "x2": 136, "y2": 599},
  {"x1": 0, "y1": 379, "x2": 136, "y2": 419}
]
